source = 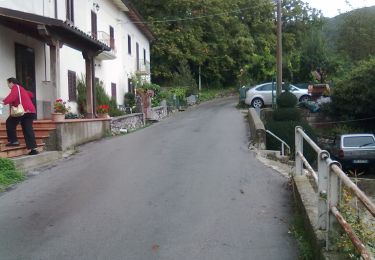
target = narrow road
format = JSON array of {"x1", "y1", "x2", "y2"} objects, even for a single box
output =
[{"x1": 0, "y1": 97, "x2": 297, "y2": 260}]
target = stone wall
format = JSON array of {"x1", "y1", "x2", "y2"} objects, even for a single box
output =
[
  {"x1": 150, "y1": 106, "x2": 168, "y2": 121},
  {"x1": 111, "y1": 113, "x2": 145, "y2": 134}
]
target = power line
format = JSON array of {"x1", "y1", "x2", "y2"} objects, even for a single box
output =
[
  {"x1": 310, "y1": 116, "x2": 375, "y2": 125},
  {"x1": 128, "y1": 6, "x2": 255, "y2": 24}
]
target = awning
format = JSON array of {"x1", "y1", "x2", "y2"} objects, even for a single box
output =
[{"x1": 0, "y1": 7, "x2": 110, "y2": 52}]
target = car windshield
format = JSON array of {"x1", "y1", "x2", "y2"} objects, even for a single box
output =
[{"x1": 343, "y1": 136, "x2": 375, "y2": 147}]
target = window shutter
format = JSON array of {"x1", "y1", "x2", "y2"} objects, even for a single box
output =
[
  {"x1": 68, "y1": 70, "x2": 77, "y2": 101},
  {"x1": 111, "y1": 83, "x2": 117, "y2": 101}
]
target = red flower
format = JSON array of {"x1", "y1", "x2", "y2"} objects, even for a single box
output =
[{"x1": 96, "y1": 104, "x2": 110, "y2": 114}]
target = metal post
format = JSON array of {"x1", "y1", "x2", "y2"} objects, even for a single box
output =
[
  {"x1": 326, "y1": 161, "x2": 341, "y2": 249},
  {"x1": 276, "y1": 0, "x2": 283, "y2": 97},
  {"x1": 317, "y1": 151, "x2": 329, "y2": 230},
  {"x1": 295, "y1": 127, "x2": 303, "y2": 176},
  {"x1": 199, "y1": 65, "x2": 202, "y2": 91},
  {"x1": 281, "y1": 143, "x2": 284, "y2": 156}
]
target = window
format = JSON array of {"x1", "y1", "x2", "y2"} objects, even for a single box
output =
[
  {"x1": 91, "y1": 11, "x2": 97, "y2": 39},
  {"x1": 68, "y1": 70, "x2": 77, "y2": 101},
  {"x1": 109, "y1": 26, "x2": 115, "y2": 49},
  {"x1": 257, "y1": 84, "x2": 273, "y2": 91},
  {"x1": 128, "y1": 78, "x2": 134, "y2": 94},
  {"x1": 143, "y1": 48, "x2": 146, "y2": 65},
  {"x1": 111, "y1": 83, "x2": 117, "y2": 100},
  {"x1": 343, "y1": 136, "x2": 375, "y2": 148},
  {"x1": 66, "y1": 0, "x2": 74, "y2": 23},
  {"x1": 136, "y1": 42, "x2": 139, "y2": 70},
  {"x1": 128, "y1": 35, "x2": 131, "y2": 54}
]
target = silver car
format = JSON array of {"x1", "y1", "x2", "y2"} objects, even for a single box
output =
[{"x1": 244, "y1": 82, "x2": 311, "y2": 108}]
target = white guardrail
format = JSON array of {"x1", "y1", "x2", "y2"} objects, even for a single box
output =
[
  {"x1": 265, "y1": 130, "x2": 290, "y2": 156},
  {"x1": 295, "y1": 126, "x2": 375, "y2": 260}
]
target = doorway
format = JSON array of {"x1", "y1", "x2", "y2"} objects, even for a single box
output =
[{"x1": 15, "y1": 43, "x2": 36, "y2": 109}]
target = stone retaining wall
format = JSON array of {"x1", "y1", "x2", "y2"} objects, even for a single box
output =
[
  {"x1": 111, "y1": 113, "x2": 145, "y2": 134},
  {"x1": 248, "y1": 108, "x2": 266, "y2": 149},
  {"x1": 150, "y1": 106, "x2": 168, "y2": 121}
]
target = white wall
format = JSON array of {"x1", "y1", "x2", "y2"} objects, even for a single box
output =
[
  {"x1": 0, "y1": 0, "x2": 152, "y2": 117},
  {"x1": 0, "y1": 25, "x2": 50, "y2": 119},
  {"x1": 0, "y1": 0, "x2": 55, "y2": 17}
]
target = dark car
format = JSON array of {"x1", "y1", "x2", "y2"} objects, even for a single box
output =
[{"x1": 329, "y1": 134, "x2": 375, "y2": 171}]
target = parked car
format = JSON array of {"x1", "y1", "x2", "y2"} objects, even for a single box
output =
[
  {"x1": 244, "y1": 82, "x2": 311, "y2": 108},
  {"x1": 308, "y1": 83, "x2": 330, "y2": 100},
  {"x1": 329, "y1": 134, "x2": 375, "y2": 171}
]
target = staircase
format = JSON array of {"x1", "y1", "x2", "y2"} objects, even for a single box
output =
[{"x1": 0, "y1": 120, "x2": 56, "y2": 158}]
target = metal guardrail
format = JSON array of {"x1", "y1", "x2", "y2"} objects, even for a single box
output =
[
  {"x1": 295, "y1": 126, "x2": 375, "y2": 259},
  {"x1": 265, "y1": 130, "x2": 290, "y2": 156}
]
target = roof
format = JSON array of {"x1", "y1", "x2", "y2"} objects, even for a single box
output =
[
  {"x1": 121, "y1": 0, "x2": 155, "y2": 42},
  {"x1": 0, "y1": 7, "x2": 110, "y2": 52}
]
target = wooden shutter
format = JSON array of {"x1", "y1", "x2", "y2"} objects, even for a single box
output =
[
  {"x1": 91, "y1": 11, "x2": 97, "y2": 39},
  {"x1": 111, "y1": 83, "x2": 117, "y2": 100},
  {"x1": 68, "y1": 70, "x2": 77, "y2": 101},
  {"x1": 109, "y1": 26, "x2": 115, "y2": 49},
  {"x1": 66, "y1": 0, "x2": 74, "y2": 23},
  {"x1": 128, "y1": 35, "x2": 131, "y2": 54}
]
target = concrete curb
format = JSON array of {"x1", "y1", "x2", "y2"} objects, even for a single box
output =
[
  {"x1": 12, "y1": 151, "x2": 63, "y2": 172},
  {"x1": 255, "y1": 150, "x2": 344, "y2": 260}
]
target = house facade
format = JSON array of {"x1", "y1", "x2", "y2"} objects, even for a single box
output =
[{"x1": 0, "y1": 0, "x2": 153, "y2": 119}]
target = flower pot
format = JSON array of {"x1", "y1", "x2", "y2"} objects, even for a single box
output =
[
  {"x1": 97, "y1": 113, "x2": 109, "y2": 119},
  {"x1": 51, "y1": 112, "x2": 65, "y2": 121}
]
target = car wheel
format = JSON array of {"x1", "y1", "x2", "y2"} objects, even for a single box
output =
[
  {"x1": 299, "y1": 95, "x2": 310, "y2": 103},
  {"x1": 251, "y1": 98, "x2": 264, "y2": 108}
]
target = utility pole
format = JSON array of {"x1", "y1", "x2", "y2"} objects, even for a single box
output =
[
  {"x1": 199, "y1": 65, "x2": 202, "y2": 91},
  {"x1": 276, "y1": 0, "x2": 282, "y2": 97}
]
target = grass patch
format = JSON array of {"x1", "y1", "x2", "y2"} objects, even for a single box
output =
[
  {"x1": 289, "y1": 186, "x2": 314, "y2": 260},
  {"x1": 0, "y1": 158, "x2": 25, "y2": 192},
  {"x1": 290, "y1": 210, "x2": 314, "y2": 260},
  {"x1": 198, "y1": 87, "x2": 237, "y2": 102}
]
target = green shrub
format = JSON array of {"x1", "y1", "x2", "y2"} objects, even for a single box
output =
[
  {"x1": 95, "y1": 81, "x2": 110, "y2": 106},
  {"x1": 266, "y1": 120, "x2": 317, "y2": 162},
  {"x1": 273, "y1": 108, "x2": 302, "y2": 121},
  {"x1": 277, "y1": 91, "x2": 298, "y2": 108},
  {"x1": 124, "y1": 92, "x2": 135, "y2": 107},
  {"x1": 109, "y1": 99, "x2": 124, "y2": 117},
  {"x1": 77, "y1": 75, "x2": 87, "y2": 115}
]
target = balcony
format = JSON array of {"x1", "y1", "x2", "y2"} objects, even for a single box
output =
[
  {"x1": 95, "y1": 31, "x2": 116, "y2": 60},
  {"x1": 136, "y1": 59, "x2": 150, "y2": 75}
]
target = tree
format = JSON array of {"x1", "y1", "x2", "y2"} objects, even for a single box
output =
[
  {"x1": 132, "y1": 0, "x2": 324, "y2": 87},
  {"x1": 330, "y1": 57, "x2": 375, "y2": 121},
  {"x1": 336, "y1": 7, "x2": 375, "y2": 61}
]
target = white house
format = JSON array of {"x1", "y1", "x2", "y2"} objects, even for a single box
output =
[{"x1": 0, "y1": 0, "x2": 154, "y2": 119}]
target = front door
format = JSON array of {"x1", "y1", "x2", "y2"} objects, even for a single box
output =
[{"x1": 15, "y1": 43, "x2": 36, "y2": 111}]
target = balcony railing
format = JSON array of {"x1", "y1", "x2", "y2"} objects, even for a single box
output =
[
  {"x1": 97, "y1": 31, "x2": 115, "y2": 50},
  {"x1": 90, "y1": 31, "x2": 116, "y2": 60},
  {"x1": 136, "y1": 59, "x2": 150, "y2": 75}
]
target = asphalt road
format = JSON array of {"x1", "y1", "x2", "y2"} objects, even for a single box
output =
[{"x1": 0, "y1": 97, "x2": 298, "y2": 260}]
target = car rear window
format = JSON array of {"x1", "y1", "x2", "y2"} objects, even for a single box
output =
[{"x1": 343, "y1": 136, "x2": 375, "y2": 147}]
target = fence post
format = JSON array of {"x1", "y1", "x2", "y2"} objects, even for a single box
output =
[
  {"x1": 295, "y1": 126, "x2": 303, "y2": 176},
  {"x1": 326, "y1": 160, "x2": 341, "y2": 249},
  {"x1": 317, "y1": 150, "x2": 329, "y2": 230}
]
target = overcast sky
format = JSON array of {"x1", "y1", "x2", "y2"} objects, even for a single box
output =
[{"x1": 305, "y1": 0, "x2": 375, "y2": 17}]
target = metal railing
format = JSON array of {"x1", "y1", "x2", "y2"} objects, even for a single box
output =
[
  {"x1": 265, "y1": 130, "x2": 290, "y2": 156},
  {"x1": 136, "y1": 59, "x2": 150, "y2": 75},
  {"x1": 295, "y1": 126, "x2": 375, "y2": 259}
]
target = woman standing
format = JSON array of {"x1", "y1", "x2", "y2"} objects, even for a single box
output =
[{"x1": 2, "y1": 77, "x2": 39, "y2": 155}]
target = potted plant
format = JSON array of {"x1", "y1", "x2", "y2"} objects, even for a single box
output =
[
  {"x1": 52, "y1": 99, "x2": 70, "y2": 121},
  {"x1": 96, "y1": 104, "x2": 110, "y2": 118}
]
